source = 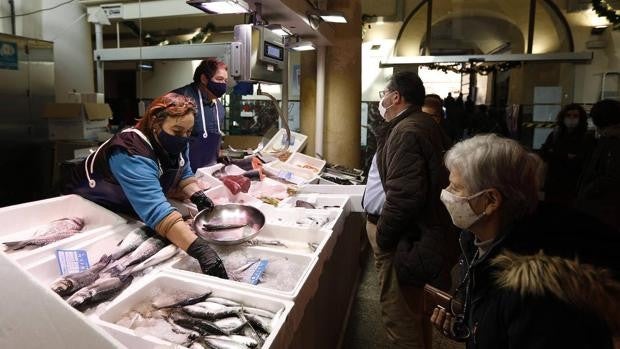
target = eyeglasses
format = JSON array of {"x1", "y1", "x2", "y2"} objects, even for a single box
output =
[{"x1": 379, "y1": 89, "x2": 393, "y2": 98}]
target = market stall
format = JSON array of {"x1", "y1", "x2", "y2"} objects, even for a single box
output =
[{"x1": 0, "y1": 129, "x2": 366, "y2": 349}]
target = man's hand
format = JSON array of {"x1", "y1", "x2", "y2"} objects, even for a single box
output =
[
  {"x1": 186, "y1": 237, "x2": 228, "y2": 279},
  {"x1": 190, "y1": 190, "x2": 214, "y2": 213}
]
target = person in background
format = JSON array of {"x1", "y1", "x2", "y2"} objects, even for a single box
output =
[
  {"x1": 63, "y1": 92, "x2": 228, "y2": 279},
  {"x1": 375, "y1": 72, "x2": 456, "y2": 348},
  {"x1": 577, "y1": 99, "x2": 620, "y2": 230},
  {"x1": 432, "y1": 134, "x2": 619, "y2": 349},
  {"x1": 540, "y1": 104, "x2": 592, "y2": 207},
  {"x1": 422, "y1": 94, "x2": 445, "y2": 125},
  {"x1": 172, "y1": 58, "x2": 229, "y2": 172}
]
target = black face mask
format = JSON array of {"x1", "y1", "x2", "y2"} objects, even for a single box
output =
[
  {"x1": 207, "y1": 80, "x2": 227, "y2": 98},
  {"x1": 158, "y1": 130, "x2": 189, "y2": 155}
]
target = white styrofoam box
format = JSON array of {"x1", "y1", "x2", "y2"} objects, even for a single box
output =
[
  {"x1": 249, "y1": 223, "x2": 332, "y2": 256},
  {"x1": 299, "y1": 184, "x2": 366, "y2": 213},
  {"x1": 48, "y1": 118, "x2": 109, "y2": 141},
  {"x1": 1, "y1": 195, "x2": 127, "y2": 262},
  {"x1": 98, "y1": 270, "x2": 294, "y2": 349},
  {"x1": 261, "y1": 129, "x2": 308, "y2": 156},
  {"x1": 259, "y1": 205, "x2": 343, "y2": 230},
  {"x1": 23, "y1": 222, "x2": 144, "y2": 284},
  {"x1": 195, "y1": 163, "x2": 224, "y2": 177},
  {"x1": 285, "y1": 152, "x2": 326, "y2": 175},
  {"x1": 264, "y1": 160, "x2": 317, "y2": 185},
  {"x1": 0, "y1": 252, "x2": 124, "y2": 349},
  {"x1": 171, "y1": 245, "x2": 319, "y2": 300},
  {"x1": 279, "y1": 194, "x2": 351, "y2": 214}
]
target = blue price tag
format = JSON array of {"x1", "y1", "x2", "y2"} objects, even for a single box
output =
[
  {"x1": 277, "y1": 171, "x2": 293, "y2": 181},
  {"x1": 250, "y1": 259, "x2": 269, "y2": 285},
  {"x1": 55, "y1": 249, "x2": 90, "y2": 275}
]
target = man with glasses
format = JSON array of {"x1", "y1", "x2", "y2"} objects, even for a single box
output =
[
  {"x1": 373, "y1": 72, "x2": 455, "y2": 348},
  {"x1": 172, "y1": 58, "x2": 229, "y2": 172}
]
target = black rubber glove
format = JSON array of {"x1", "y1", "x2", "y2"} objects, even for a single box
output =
[
  {"x1": 186, "y1": 237, "x2": 228, "y2": 279},
  {"x1": 190, "y1": 190, "x2": 214, "y2": 213}
]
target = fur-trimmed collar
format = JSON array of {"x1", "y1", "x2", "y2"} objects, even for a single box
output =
[{"x1": 491, "y1": 251, "x2": 620, "y2": 333}]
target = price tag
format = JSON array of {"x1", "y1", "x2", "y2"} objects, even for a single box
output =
[
  {"x1": 277, "y1": 170, "x2": 293, "y2": 181},
  {"x1": 56, "y1": 249, "x2": 90, "y2": 275},
  {"x1": 250, "y1": 259, "x2": 269, "y2": 285}
]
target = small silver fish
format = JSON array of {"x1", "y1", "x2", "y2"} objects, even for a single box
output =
[
  {"x1": 206, "y1": 335, "x2": 258, "y2": 348},
  {"x1": 245, "y1": 313, "x2": 272, "y2": 334},
  {"x1": 121, "y1": 244, "x2": 178, "y2": 276},
  {"x1": 201, "y1": 336, "x2": 248, "y2": 349},
  {"x1": 154, "y1": 291, "x2": 212, "y2": 309},
  {"x1": 66, "y1": 275, "x2": 133, "y2": 309},
  {"x1": 168, "y1": 311, "x2": 228, "y2": 336},
  {"x1": 110, "y1": 226, "x2": 151, "y2": 261},
  {"x1": 207, "y1": 297, "x2": 241, "y2": 307},
  {"x1": 3, "y1": 217, "x2": 85, "y2": 250},
  {"x1": 234, "y1": 306, "x2": 276, "y2": 319},
  {"x1": 245, "y1": 239, "x2": 287, "y2": 248},
  {"x1": 50, "y1": 254, "x2": 112, "y2": 297},
  {"x1": 213, "y1": 317, "x2": 246, "y2": 333},
  {"x1": 307, "y1": 242, "x2": 319, "y2": 252},
  {"x1": 102, "y1": 236, "x2": 167, "y2": 275}
]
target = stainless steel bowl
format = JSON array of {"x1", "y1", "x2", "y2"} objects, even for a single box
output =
[{"x1": 193, "y1": 204, "x2": 265, "y2": 245}]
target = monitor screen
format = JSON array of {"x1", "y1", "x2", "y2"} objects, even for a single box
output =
[{"x1": 264, "y1": 42, "x2": 284, "y2": 61}]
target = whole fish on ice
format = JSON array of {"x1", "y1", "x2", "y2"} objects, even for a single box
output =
[
  {"x1": 2, "y1": 217, "x2": 84, "y2": 250},
  {"x1": 66, "y1": 275, "x2": 133, "y2": 309},
  {"x1": 121, "y1": 244, "x2": 178, "y2": 276},
  {"x1": 102, "y1": 236, "x2": 167, "y2": 275},
  {"x1": 50, "y1": 254, "x2": 112, "y2": 297},
  {"x1": 109, "y1": 226, "x2": 151, "y2": 261}
]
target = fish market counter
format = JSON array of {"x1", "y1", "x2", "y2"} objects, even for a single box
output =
[{"x1": 0, "y1": 186, "x2": 365, "y2": 348}]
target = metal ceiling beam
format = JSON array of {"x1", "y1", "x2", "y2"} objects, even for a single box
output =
[{"x1": 379, "y1": 52, "x2": 594, "y2": 67}]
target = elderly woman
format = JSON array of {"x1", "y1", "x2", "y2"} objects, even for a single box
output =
[{"x1": 431, "y1": 134, "x2": 619, "y2": 349}]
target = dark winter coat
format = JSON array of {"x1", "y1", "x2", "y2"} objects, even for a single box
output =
[
  {"x1": 376, "y1": 107, "x2": 456, "y2": 287},
  {"x1": 577, "y1": 124, "x2": 620, "y2": 230},
  {"x1": 453, "y1": 202, "x2": 620, "y2": 349},
  {"x1": 540, "y1": 127, "x2": 593, "y2": 204}
]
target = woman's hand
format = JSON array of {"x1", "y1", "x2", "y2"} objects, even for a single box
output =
[{"x1": 431, "y1": 306, "x2": 459, "y2": 340}]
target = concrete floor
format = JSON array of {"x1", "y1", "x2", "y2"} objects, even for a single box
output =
[{"x1": 342, "y1": 249, "x2": 464, "y2": 349}]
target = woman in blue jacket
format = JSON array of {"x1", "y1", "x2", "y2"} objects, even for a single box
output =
[{"x1": 64, "y1": 92, "x2": 227, "y2": 278}]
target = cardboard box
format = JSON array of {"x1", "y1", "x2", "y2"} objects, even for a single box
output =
[
  {"x1": 81, "y1": 92, "x2": 105, "y2": 104},
  {"x1": 43, "y1": 103, "x2": 112, "y2": 140}
]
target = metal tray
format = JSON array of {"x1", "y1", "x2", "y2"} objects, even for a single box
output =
[{"x1": 193, "y1": 204, "x2": 265, "y2": 245}]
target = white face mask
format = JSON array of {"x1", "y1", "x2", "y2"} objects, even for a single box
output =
[
  {"x1": 440, "y1": 189, "x2": 488, "y2": 230},
  {"x1": 378, "y1": 92, "x2": 394, "y2": 120}
]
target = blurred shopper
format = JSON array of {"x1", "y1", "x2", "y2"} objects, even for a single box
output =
[
  {"x1": 577, "y1": 99, "x2": 620, "y2": 230},
  {"x1": 172, "y1": 58, "x2": 229, "y2": 172},
  {"x1": 375, "y1": 72, "x2": 456, "y2": 348},
  {"x1": 540, "y1": 104, "x2": 592, "y2": 206},
  {"x1": 422, "y1": 94, "x2": 445, "y2": 125},
  {"x1": 432, "y1": 134, "x2": 619, "y2": 349}
]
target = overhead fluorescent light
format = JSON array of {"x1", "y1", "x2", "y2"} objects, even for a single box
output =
[
  {"x1": 290, "y1": 40, "x2": 316, "y2": 51},
  {"x1": 186, "y1": 0, "x2": 250, "y2": 14},
  {"x1": 266, "y1": 24, "x2": 292, "y2": 37},
  {"x1": 311, "y1": 10, "x2": 347, "y2": 23}
]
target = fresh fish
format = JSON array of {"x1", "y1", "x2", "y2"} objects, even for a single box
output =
[
  {"x1": 183, "y1": 302, "x2": 238, "y2": 320},
  {"x1": 66, "y1": 275, "x2": 133, "y2": 309},
  {"x1": 201, "y1": 336, "x2": 248, "y2": 349},
  {"x1": 3, "y1": 217, "x2": 85, "y2": 250},
  {"x1": 121, "y1": 244, "x2": 178, "y2": 276},
  {"x1": 295, "y1": 200, "x2": 316, "y2": 209},
  {"x1": 296, "y1": 216, "x2": 330, "y2": 227},
  {"x1": 102, "y1": 236, "x2": 167, "y2": 275},
  {"x1": 241, "y1": 325, "x2": 263, "y2": 348},
  {"x1": 245, "y1": 313, "x2": 272, "y2": 334},
  {"x1": 50, "y1": 254, "x2": 112, "y2": 297},
  {"x1": 31, "y1": 217, "x2": 84, "y2": 237},
  {"x1": 109, "y1": 226, "x2": 151, "y2": 261},
  {"x1": 214, "y1": 317, "x2": 246, "y2": 333},
  {"x1": 245, "y1": 239, "x2": 287, "y2": 248},
  {"x1": 154, "y1": 291, "x2": 212, "y2": 309},
  {"x1": 206, "y1": 335, "x2": 258, "y2": 348},
  {"x1": 227, "y1": 306, "x2": 275, "y2": 319},
  {"x1": 203, "y1": 223, "x2": 248, "y2": 231},
  {"x1": 207, "y1": 297, "x2": 242, "y2": 307},
  {"x1": 168, "y1": 311, "x2": 229, "y2": 336},
  {"x1": 307, "y1": 242, "x2": 319, "y2": 252}
]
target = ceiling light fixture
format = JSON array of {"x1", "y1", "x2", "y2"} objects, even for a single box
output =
[
  {"x1": 186, "y1": 0, "x2": 251, "y2": 14},
  {"x1": 289, "y1": 40, "x2": 316, "y2": 51},
  {"x1": 308, "y1": 10, "x2": 348, "y2": 24},
  {"x1": 266, "y1": 24, "x2": 292, "y2": 37}
]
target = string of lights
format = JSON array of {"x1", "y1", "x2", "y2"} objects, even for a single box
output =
[{"x1": 419, "y1": 61, "x2": 521, "y2": 75}]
